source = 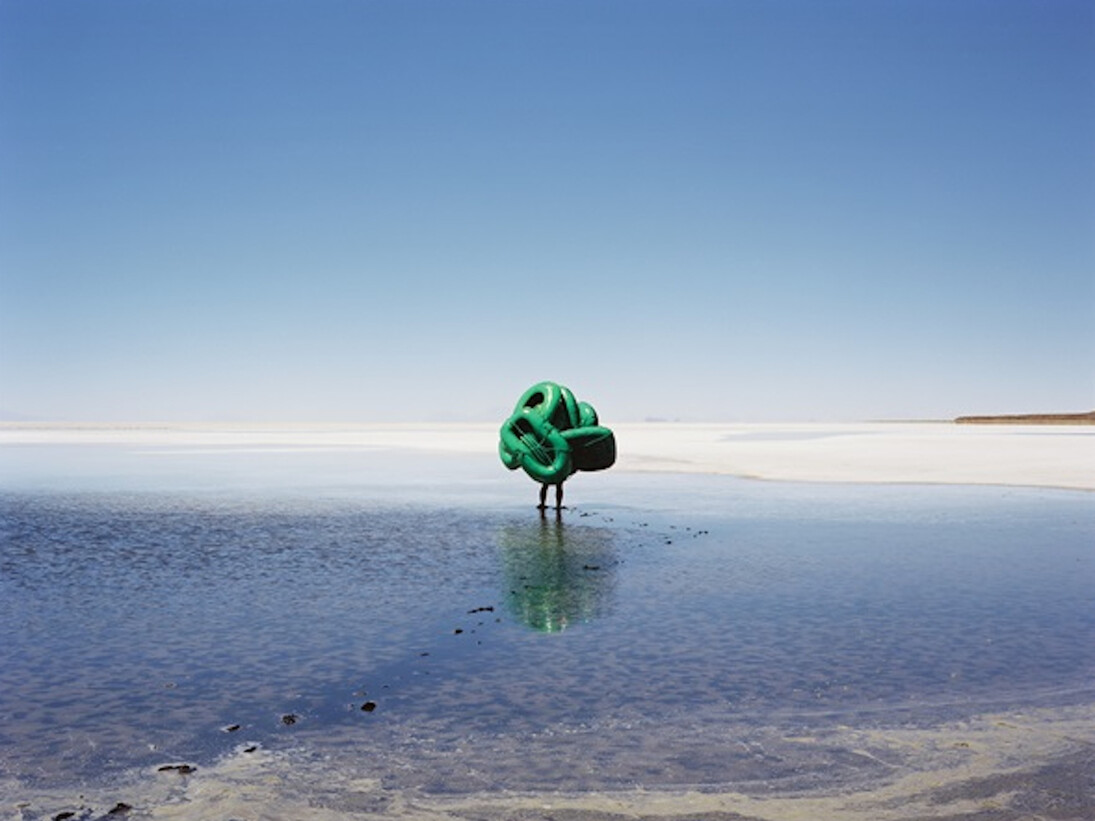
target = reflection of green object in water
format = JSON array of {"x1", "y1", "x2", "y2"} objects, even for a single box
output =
[
  {"x1": 499, "y1": 381, "x2": 615, "y2": 485},
  {"x1": 498, "y1": 520, "x2": 617, "y2": 633}
]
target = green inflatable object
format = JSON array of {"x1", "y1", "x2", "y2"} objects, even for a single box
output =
[{"x1": 499, "y1": 381, "x2": 616, "y2": 485}]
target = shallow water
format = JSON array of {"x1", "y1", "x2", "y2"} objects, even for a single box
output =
[{"x1": 1, "y1": 442, "x2": 1093, "y2": 817}]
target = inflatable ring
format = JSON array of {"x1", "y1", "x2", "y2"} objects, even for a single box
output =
[
  {"x1": 557, "y1": 385, "x2": 581, "y2": 430},
  {"x1": 500, "y1": 409, "x2": 573, "y2": 484},
  {"x1": 514, "y1": 382, "x2": 561, "y2": 418},
  {"x1": 561, "y1": 426, "x2": 616, "y2": 472},
  {"x1": 514, "y1": 381, "x2": 577, "y2": 432},
  {"x1": 577, "y1": 401, "x2": 598, "y2": 428}
]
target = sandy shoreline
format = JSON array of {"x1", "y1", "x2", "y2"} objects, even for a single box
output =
[
  {"x1": 8, "y1": 703, "x2": 1094, "y2": 820},
  {"x1": 2, "y1": 421, "x2": 1093, "y2": 491}
]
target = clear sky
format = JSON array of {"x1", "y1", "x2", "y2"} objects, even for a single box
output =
[{"x1": 1, "y1": 0, "x2": 1092, "y2": 423}]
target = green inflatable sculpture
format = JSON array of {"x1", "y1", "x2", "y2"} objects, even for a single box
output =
[{"x1": 499, "y1": 382, "x2": 616, "y2": 497}]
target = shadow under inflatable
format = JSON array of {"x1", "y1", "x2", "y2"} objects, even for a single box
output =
[{"x1": 497, "y1": 514, "x2": 619, "y2": 633}]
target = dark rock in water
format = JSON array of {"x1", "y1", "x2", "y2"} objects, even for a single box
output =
[
  {"x1": 243, "y1": 745, "x2": 258, "y2": 753},
  {"x1": 157, "y1": 764, "x2": 195, "y2": 774},
  {"x1": 583, "y1": 564, "x2": 601, "y2": 571},
  {"x1": 280, "y1": 714, "x2": 298, "y2": 725},
  {"x1": 223, "y1": 724, "x2": 241, "y2": 733},
  {"x1": 361, "y1": 701, "x2": 377, "y2": 712},
  {"x1": 107, "y1": 802, "x2": 133, "y2": 815},
  {"x1": 453, "y1": 628, "x2": 463, "y2": 635},
  {"x1": 52, "y1": 813, "x2": 75, "y2": 821}
]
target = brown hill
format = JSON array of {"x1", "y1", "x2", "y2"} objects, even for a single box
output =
[{"x1": 955, "y1": 411, "x2": 1095, "y2": 425}]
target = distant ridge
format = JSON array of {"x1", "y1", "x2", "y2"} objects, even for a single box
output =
[{"x1": 955, "y1": 411, "x2": 1095, "y2": 425}]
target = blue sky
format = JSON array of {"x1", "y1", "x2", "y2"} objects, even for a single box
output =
[{"x1": 1, "y1": 0, "x2": 1092, "y2": 422}]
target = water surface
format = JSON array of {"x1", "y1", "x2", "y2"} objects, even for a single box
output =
[{"x1": 1, "y1": 442, "x2": 1092, "y2": 817}]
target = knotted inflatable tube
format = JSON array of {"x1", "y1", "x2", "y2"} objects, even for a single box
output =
[
  {"x1": 499, "y1": 381, "x2": 615, "y2": 485},
  {"x1": 514, "y1": 381, "x2": 580, "y2": 432},
  {"x1": 499, "y1": 409, "x2": 573, "y2": 485}
]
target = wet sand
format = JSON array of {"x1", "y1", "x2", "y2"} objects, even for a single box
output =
[{"x1": 12, "y1": 705, "x2": 1095, "y2": 820}]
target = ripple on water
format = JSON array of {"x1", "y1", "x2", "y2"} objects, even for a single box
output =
[{"x1": 0, "y1": 479, "x2": 1092, "y2": 802}]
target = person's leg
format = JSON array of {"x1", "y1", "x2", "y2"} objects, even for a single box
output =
[
  {"x1": 555, "y1": 483, "x2": 564, "y2": 510},
  {"x1": 538, "y1": 484, "x2": 548, "y2": 509}
]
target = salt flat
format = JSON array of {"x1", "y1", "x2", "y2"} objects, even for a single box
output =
[
  {"x1": 1, "y1": 421, "x2": 1093, "y2": 490},
  {"x1": 614, "y1": 422, "x2": 1095, "y2": 491}
]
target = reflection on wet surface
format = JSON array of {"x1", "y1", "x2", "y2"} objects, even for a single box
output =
[{"x1": 499, "y1": 515, "x2": 618, "y2": 632}]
